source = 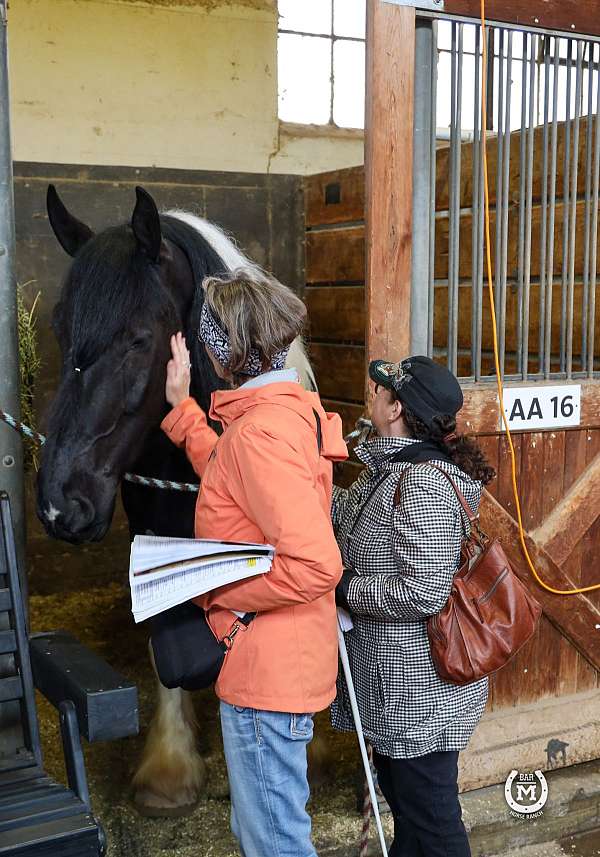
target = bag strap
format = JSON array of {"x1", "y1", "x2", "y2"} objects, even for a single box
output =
[
  {"x1": 393, "y1": 463, "x2": 479, "y2": 543},
  {"x1": 312, "y1": 408, "x2": 323, "y2": 454},
  {"x1": 423, "y1": 464, "x2": 478, "y2": 524},
  {"x1": 231, "y1": 409, "x2": 321, "y2": 634}
]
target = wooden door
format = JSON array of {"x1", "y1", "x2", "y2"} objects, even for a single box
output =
[{"x1": 304, "y1": 163, "x2": 600, "y2": 790}]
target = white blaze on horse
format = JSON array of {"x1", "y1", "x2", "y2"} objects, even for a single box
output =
[{"x1": 37, "y1": 186, "x2": 316, "y2": 815}]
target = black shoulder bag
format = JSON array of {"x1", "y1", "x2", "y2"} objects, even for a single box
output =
[{"x1": 149, "y1": 408, "x2": 323, "y2": 691}]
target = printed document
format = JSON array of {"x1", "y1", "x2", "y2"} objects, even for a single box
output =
[{"x1": 129, "y1": 535, "x2": 273, "y2": 623}]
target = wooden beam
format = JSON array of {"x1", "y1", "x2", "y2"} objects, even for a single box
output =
[
  {"x1": 365, "y1": 0, "x2": 415, "y2": 381},
  {"x1": 461, "y1": 381, "x2": 600, "y2": 435},
  {"x1": 530, "y1": 451, "x2": 600, "y2": 566},
  {"x1": 479, "y1": 491, "x2": 600, "y2": 673},
  {"x1": 443, "y1": 0, "x2": 599, "y2": 38}
]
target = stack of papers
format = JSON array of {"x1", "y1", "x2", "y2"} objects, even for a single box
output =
[{"x1": 129, "y1": 535, "x2": 273, "y2": 623}]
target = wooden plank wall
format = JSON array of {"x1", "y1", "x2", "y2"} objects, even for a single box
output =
[
  {"x1": 305, "y1": 165, "x2": 366, "y2": 479},
  {"x1": 307, "y1": 118, "x2": 600, "y2": 381},
  {"x1": 304, "y1": 145, "x2": 600, "y2": 709}
]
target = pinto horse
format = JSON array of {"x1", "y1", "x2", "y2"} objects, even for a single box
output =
[{"x1": 37, "y1": 185, "x2": 316, "y2": 815}]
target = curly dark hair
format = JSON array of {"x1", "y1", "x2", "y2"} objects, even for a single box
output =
[{"x1": 401, "y1": 404, "x2": 496, "y2": 485}]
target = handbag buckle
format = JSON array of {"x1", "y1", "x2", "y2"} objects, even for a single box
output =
[{"x1": 223, "y1": 622, "x2": 242, "y2": 650}]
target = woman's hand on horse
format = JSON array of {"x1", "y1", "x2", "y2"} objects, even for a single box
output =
[{"x1": 166, "y1": 332, "x2": 191, "y2": 408}]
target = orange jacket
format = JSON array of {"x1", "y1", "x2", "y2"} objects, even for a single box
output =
[{"x1": 160, "y1": 381, "x2": 348, "y2": 713}]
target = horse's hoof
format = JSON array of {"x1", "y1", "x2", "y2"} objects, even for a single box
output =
[
  {"x1": 131, "y1": 749, "x2": 206, "y2": 818},
  {"x1": 133, "y1": 788, "x2": 200, "y2": 818}
]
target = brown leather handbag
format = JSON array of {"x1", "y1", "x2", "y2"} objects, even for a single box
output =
[{"x1": 423, "y1": 466, "x2": 542, "y2": 686}]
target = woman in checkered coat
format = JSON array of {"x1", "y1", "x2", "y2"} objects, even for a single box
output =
[{"x1": 331, "y1": 356, "x2": 496, "y2": 857}]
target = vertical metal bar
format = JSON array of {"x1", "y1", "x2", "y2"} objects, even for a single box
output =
[
  {"x1": 582, "y1": 42, "x2": 594, "y2": 372},
  {"x1": 588, "y1": 48, "x2": 600, "y2": 377},
  {"x1": 447, "y1": 22, "x2": 462, "y2": 375},
  {"x1": 486, "y1": 28, "x2": 495, "y2": 131},
  {"x1": 0, "y1": 2, "x2": 26, "y2": 765},
  {"x1": 538, "y1": 37, "x2": 550, "y2": 375},
  {"x1": 329, "y1": 2, "x2": 335, "y2": 124},
  {"x1": 545, "y1": 38, "x2": 560, "y2": 378},
  {"x1": 560, "y1": 39, "x2": 573, "y2": 373},
  {"x1": 0, "y1": 4, "x2": 22, "y2": 508},
  {"x1": 494, "y1": 30, "x2": 505, "y2": 374},
  {"x1": 0, "y1": 5, "x2": 23, "y2": 580},
  {"x1": 517, "y1": 32, "x2": 528, "y2": 376},
  {"x1": 498, "y1": 31, "x2": 512, "y2": 378},
  {"x1": 566, "y1": 41, "x2": 583, "y2": 379},
  {"x1": 471, "y1": 24, "x2": 483, "y2": 380},
  {"x1": 411, "y1": 20, "x2": 434, "y2": 355},
  {"x1": 447, "y1": 22, "x2": 457, "y2": 371},
  {"x1": 427, "y1": 20, "x2": 438, "y2": 358},
  {"x1": 522, "y1": 33, "x2": 536, "y2": 380}
]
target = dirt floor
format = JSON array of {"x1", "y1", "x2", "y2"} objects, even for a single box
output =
[{"x1": 25, "y1": 493, "x2": 389, "y2": 857}]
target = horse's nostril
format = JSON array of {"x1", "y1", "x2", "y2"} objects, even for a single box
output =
[{"x1": 67, "y1": 492, "x2": 96, "y2": 530}]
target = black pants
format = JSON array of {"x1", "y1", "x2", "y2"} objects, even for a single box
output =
[{"x1": 373, "y1": 749, "x2": 471, "y2": 857}]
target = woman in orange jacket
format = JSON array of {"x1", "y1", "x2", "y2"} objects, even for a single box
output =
[{"x1": 161, "y1": 267, "x2": 347, "y2": 857}]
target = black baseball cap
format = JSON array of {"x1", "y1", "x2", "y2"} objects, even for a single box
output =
[{"x1": 369, "y1": 356, "x2": 463, "y2": 428}]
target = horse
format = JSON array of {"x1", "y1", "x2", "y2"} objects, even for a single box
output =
[{"x1": 36, "y1": 184, "x2": 317, "y2": 815}]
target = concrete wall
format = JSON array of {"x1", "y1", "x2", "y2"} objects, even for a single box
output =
[{"x1": 9, "y1": 0, "x2": 364, "y2": 175}]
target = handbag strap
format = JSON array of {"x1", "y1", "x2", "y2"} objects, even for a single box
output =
[
  {"x1": 393, "y1": 463, "x2": 479, "y2": 543},
  {"x1": 313, "y1": 408, "x2": 323, "y2": 454},
  {"x1": 229, "y1": 408, "x2": 322, "y2": 634},
  {"x1": 422, "y1": 464, "x2": 478, "y2": 524}
]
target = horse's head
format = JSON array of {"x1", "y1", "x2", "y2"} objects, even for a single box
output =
[{"x1": 37, "y1": 186, "x2": 205, "y2": 543}]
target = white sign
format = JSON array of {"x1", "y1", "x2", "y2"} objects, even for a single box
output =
[
  {"x1": 504, "y1": 770, "x2": 548, "y2": 819},
  {"x1": 501, "y1": 384, "x2": 581, "y2": 430}
]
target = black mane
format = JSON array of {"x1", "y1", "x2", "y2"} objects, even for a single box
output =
[
  {"x1": 67, "y1": 226, "x2": 168, "y2": 370},
  {"x1": 62, "y1": 213, "x2": 231, "y2": 412}
]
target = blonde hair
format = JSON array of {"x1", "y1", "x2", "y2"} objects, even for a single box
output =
[{"x1": 202, "y1": 266, "x2": 307, "y2": 382}]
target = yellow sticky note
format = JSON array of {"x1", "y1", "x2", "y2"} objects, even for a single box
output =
[{"x1": 247, "y1": 558, "x2": 257, "y2": 568}]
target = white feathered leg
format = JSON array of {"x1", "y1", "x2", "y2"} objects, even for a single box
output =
[{"x1": 132, "y1": 645, "x2": 206, "y2": 816}]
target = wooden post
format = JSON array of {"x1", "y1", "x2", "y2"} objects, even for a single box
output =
[{"x1": 365, "y1": 0, "x2": 415, "y2": 396}]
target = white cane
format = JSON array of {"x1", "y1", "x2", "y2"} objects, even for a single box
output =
[{"x1": 337, "y1": 609, "x2": 389, "y2": 857}]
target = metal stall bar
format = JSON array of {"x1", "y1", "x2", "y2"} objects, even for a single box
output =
[
  {"x1": 516, "y1": 32, "x2": 528, "y2": 376},
  {"x1": 560, "y1": 39, "x2": 573, "y2": 373},
  {"x1": 538, "y1": 36, "x2": 551, "y2": 375},
  {"x1": 544, "y1": 37, "x2": 560, "y2": 378},
  {"x1": 471, "y1": 24, "x2": 484, "y2": 380},
  {"x1": 588, "y1": 47, "x2": 600, "y2": 377},
  {"x1": 447, "y1": 22, "x2": 463, "y2": 374},
  {"x1": 0, "y1": 0, "x2": 26, "y2": 764},
  {"x1": 521, "y1": 33, "x2": 537, "y2": 379},
  {"x1": 411, "y1": 19, "x2": 435, "y2": 355},
  {"x1": 493, "y1": 30, "x2": 505, "y2": 374},
  {"x1": 498, "y1": 30, "x2": 512, "y2": 377},
  {"x1": 581, "y1": 42, "x2": 595, "y2": 372},
  {"x1": 0, "y1": 3, "x2": 23, "y2": 573},
  {"x1": 566, "y1": 41, "x2": 583, "y2": 377},
  {"x1": 427, "y1": 20, "x2": 438, "y2": 358}
]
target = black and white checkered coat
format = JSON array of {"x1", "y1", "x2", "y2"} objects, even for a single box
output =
[{"x1": 330, "y1": 436, "x2": 489, "y2": 758}]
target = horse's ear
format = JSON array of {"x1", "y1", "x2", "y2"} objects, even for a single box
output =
[
  {"x1": 132, "y1": 186, "x2": 162, "y2": 263},
  {"x1": 46, "y1": 185, "x2": 94, "y2": 257}
]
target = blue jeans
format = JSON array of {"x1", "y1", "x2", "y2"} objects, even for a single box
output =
[{"x1": 219, "y1": 701, "x2": 317, "y2": 857}]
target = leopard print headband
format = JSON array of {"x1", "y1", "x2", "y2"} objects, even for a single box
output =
[{"x1": 198, "y1": 300, "x2": 290, "y2": 377}]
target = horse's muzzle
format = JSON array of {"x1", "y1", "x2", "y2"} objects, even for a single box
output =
[{"x1": 36, "y1": 482, "x2": 112, "y2": 544}]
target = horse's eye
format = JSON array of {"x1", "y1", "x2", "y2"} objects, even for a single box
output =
[{"x1": 130, "y1": 333, "x2": 151, "y2": 351}]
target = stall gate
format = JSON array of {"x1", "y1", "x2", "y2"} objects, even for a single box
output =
[{"x1": 305, "y1": 11, "x2": 600, "y2": 791}]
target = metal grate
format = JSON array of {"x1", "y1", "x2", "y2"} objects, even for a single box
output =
[{"x1": 413, "y1": 16, "x2": 600, "y2": 383}]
